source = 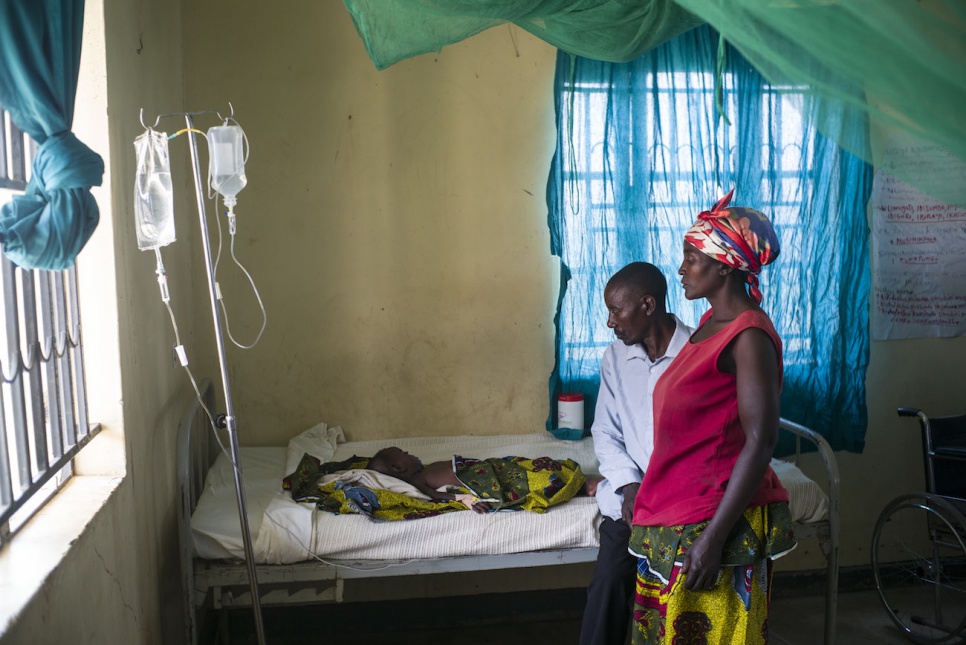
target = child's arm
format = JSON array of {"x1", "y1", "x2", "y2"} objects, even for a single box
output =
[
  {"x1": 411, "y1": 472, "x2": 490, "y2": 514},
  {"x1": 407, "y1": 475, "x2": 453, "y2": 500}
]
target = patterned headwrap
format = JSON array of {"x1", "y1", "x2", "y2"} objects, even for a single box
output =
[{"x1": 684, "y1": 189, "x2": 780, "y2": 304}]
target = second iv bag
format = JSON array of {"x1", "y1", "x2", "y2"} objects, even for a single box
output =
[
  {"x1": 134, "y1": 129, "x2": 176, "y2": 250},
  {"x1": 207, "y1": 124, "x2": 247, "y2": 207}
]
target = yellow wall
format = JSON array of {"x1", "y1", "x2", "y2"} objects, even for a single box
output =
[
  {"x1": 3, "y1": 1, "x2": 965, "y2": 642},
  {"x1": 181, "y1": 2, "x2": 560, "y2": 445}
]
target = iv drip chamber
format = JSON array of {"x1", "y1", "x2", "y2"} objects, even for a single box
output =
[
  {"x1": 207, "y1": 124, "x2": 247, "y2": 206},
  {"x1": 133, "y1": 129, "x2": 176, "y2": 250}
]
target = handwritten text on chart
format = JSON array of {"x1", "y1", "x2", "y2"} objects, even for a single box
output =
[{"x1": 870, "y1": 132, "x2": 966, "y2": 340}]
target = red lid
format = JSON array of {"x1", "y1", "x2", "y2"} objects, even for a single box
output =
[{"x1": 558, "y1": 392, "x2": 584, "y2": 402}]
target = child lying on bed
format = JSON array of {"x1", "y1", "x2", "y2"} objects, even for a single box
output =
[
  {"x1": 284, "y1": 447, "x2": 601, "y2": 521},
  {"x1": 368, "y1": 446, "x2": 600, "y2": 514}
]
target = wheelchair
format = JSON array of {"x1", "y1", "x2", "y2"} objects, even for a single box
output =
[{"x1": 872, "y1": 408, "x2": 966, "y2": 643}]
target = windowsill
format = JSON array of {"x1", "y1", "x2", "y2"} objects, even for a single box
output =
[{"x1": 0, "y1": 472, "x2": 125, "y2": 636}]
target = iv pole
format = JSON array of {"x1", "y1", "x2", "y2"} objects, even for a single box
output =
[{"x1": 141, "y1": 104, "x2": 266, "y2": 645}]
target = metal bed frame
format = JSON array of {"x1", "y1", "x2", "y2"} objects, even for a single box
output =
[
  {"x1": 177, "y1": 380, "x2": 840, "y2": 645},
  {"x1": 778, "y1": 418, "x2": 842, "y2": 645}
]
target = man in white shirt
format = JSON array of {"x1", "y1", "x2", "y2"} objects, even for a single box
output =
[{"x1": 579, "y1": 262, "x2": 692, "y2": 645}]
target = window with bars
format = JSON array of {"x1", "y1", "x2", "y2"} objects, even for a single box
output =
[{"x1": 0, "y1": 107, "x2": 96, "y2": 544}]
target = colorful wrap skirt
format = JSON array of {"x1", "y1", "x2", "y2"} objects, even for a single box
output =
[{"x1": 628, "y1": 502, "x2": 796, "y2": 644}]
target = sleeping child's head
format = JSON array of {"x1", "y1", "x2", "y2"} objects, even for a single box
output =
[{"x1": 369, "y1": 447, "x2": 423, "y2": 480}]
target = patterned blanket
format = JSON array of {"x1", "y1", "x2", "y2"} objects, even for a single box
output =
[{"x1": 283, "y1": 453, "x2": 586, "y2": 521}]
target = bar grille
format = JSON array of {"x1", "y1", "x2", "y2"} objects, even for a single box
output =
[{"x1": 0, "y1": 107, "x2": 96, "y2": 542}]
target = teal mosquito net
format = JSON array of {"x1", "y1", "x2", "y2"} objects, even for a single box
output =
[{"x1": 342, "y1": 0, "x2": 966, "y2": 207}]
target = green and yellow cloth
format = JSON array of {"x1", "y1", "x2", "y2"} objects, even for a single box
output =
[
  {"x1": 283, "y1": 453, "x2": 586, "y2": 521},
  {"x1": 629, "y1": 502, "x2": 797, "y2": 644}
]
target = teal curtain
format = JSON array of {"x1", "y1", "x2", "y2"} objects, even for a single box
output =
[
  {"x1": 547, "y1": 26, "x2": 872, "y2": 452},
  {"x1": 0, "y1": 0, "x2": 104, "y2": 270}
]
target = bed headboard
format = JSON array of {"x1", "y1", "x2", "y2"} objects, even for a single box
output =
[
  {"x1": 176, "y1": 378, "x2": 217, "y2": 645},
  {"x1": 177, "y1": 379, "x2": 218, "y2": 517}
]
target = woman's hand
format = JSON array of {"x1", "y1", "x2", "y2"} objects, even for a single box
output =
[{"x1": 681, "y1": 530, "x2": 724, "y2": 591}]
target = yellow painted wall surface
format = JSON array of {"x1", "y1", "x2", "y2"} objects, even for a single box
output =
[
  {"x1": 181, "y1": 2, "x2": 560, "y2": 445},
  {"x1": 3, "y1": 1, "x2": 966, "y2": 643}
]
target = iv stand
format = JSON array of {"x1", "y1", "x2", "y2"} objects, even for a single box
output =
[
  {"x1": 142, "y1": 105, "x2": 266, "y2": 645},
  {"x1": 185, "y1": 110, "x2": 265, "y2": 644}
]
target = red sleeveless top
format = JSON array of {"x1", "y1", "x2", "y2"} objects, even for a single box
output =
[{"x1": 632, "y1": 309, "x2": 788, "y2": 527}]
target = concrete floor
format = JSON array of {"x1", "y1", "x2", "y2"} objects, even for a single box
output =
[
  {"x1": 225, "y1": 585, "x2": 950, "y2": 644},
  {"x1": 770, "y1": 587, "x2": 939, "y2": 645}
]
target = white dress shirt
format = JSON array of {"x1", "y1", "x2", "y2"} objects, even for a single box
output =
[{"x1": 591, "y1": 316, "x2": 692, "y2": 521}]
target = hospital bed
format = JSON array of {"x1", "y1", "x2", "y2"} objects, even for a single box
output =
[{"x1": 178, "y1": 380, "x2": 840, "y2": 645}]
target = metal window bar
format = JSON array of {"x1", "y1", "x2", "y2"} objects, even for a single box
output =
[
  {"x1": 0, "y1": 108, "x2": 95, "y2": 541},
  {"x1": 0, "y1": 258, "x2": 95, "y2": 536},
  {"x1": 1, "y1": 108, "x2": 30, "y2": 191}
]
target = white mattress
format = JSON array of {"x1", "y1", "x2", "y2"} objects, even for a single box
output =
[
  {"x1": 191, "y1": 430, "x2": 828, "y2": 565},
  {"x1": 192, "y1": 431, "x2": 604, "y2": 564}
]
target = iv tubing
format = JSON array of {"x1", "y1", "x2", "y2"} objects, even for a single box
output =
[
  {"x1": 169, "y1": 127, "x2": 206, "y2": 139},
  {"x1": 224, "y1": 214, "x2": 267, "y2": 348},
  {"x1": 184, "y1": 113, "x2": 267, "y2": 645},
  {"x1": 211, "y1": 193, "x2": 267, "y2": 349},
  {"x1": 152, "y1": 247, "x2": 230, "y2": 460},
  {"x1": 154, "y1": 248, "x2": 170, "y2": 302}
]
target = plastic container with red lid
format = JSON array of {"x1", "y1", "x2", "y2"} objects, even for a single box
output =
[{"x1": 557, "y1": 392, "x2": 585, "y2": 432}]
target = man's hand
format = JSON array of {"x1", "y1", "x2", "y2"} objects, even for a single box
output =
[{"x1": 619, "y1": 482, "x2": 641, "y2": 527}]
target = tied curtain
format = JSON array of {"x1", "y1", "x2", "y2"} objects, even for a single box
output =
[
  {"x1": 546, "y1": 26, "x2": 872, "y2": 452},
  {"x1": 0, "y1": 0, "x2": 103, "y2": 270},
  {"x1": 343, "y1": 0, "x2": 966, "y2": 208}
]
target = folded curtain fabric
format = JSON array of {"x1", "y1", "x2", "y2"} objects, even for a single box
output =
[{"x1": 0, "y1": 0, "x2": 104, "y2": 270}]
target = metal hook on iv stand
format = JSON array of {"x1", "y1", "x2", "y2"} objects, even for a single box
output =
[
  {"x1": 216, "y1": 101, "x2": 234, "y2": 123},
  {"x1": 139, "y1": 107, "x2": 160, "y2": 130},
  {"x1": 139, "y1": 101, "x2": 234, "y2": 130},
  {"x1": 144, "y1": 105, "x2": 266, "y2": 645}
]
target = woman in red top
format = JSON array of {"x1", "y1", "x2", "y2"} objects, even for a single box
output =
[{"x1": 628, "y1": 190, "x2": 796, "y2": 645}]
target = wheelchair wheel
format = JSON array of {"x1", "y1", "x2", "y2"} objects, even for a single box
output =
[{"x1": 872, "y1": 493, "x2": 966, "y2": 643}]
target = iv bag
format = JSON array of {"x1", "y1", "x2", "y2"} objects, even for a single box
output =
[
  {"x1": 133, "y1": 129, "x2": 176, "y2": 251},
  {"x1": 207, "y1": 125, "x2": 247, "y2": 205}
]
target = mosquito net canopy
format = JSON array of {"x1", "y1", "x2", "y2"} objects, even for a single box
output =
[{"x1": 343, "y1": 0, "x2": 966, "y2": 205}]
